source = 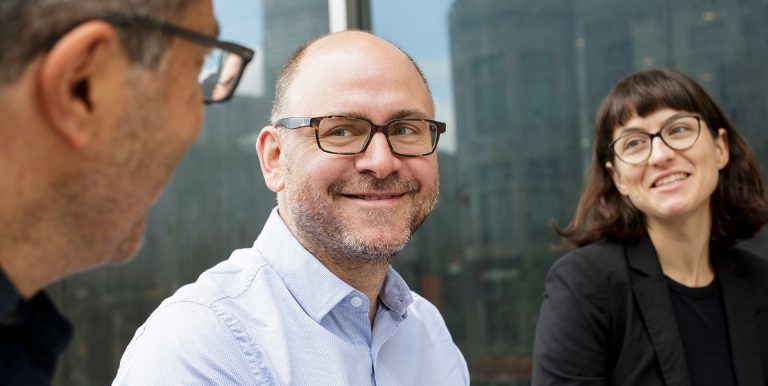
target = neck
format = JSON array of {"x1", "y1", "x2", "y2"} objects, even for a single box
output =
[
  {"x1": 646, "y1": 210, "x2": 714, "y2": 287},
  {"x1": 0, "y1": 163, "x2": 56, "y2": 299},
  {"x1": 315, "y1": 254, "x2": 390, "y2": 325},
  {"x1": 0, "y1": 219, "x2": 67, "y2": 299},
  {"x1": 0, "y1": 168, "x2": 83, "y2": 299}
]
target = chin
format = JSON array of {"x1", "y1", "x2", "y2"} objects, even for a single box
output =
[{"x1": 348, "y1": 224, "x2": 412, "y2": 253}]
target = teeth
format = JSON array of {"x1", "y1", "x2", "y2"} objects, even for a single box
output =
[
  {"x1": 359, "y1": 195, "x2": 396, "y2": 200},
  {"x1": 654, "y1": 173, "x2": 688, "y2": 187}
]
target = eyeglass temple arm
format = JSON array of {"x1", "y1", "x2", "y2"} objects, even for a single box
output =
[
  {"x1": 102, "y1": 14, "x2": 255, "y2": 64},
  {"x1": 274, "y1": 117, "x2": 313, "y2": 129}
]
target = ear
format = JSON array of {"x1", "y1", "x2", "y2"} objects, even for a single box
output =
[
  {"x1": 37, "y1": 20, "x2": 125, "y2": 149},
  {"x1": 256, "y1": 126, "x2": 285, "y2": 193},
  {"x1": 714, "y1": 128, "x2": 729, "y2": 170},
  {"x1": 605, "y1": 161, "x2": 629, "y2": 196}
]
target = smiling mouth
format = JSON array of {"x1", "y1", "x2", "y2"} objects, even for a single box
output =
[
  {"x1": 652, "y1": 173, "x2": 690, "y2": 188},
  {"x1": 344, "y1": 193, "x2": 405, "y2": 201}
]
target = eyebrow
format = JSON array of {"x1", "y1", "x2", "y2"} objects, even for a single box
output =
[
  {"x1": 326, "y1": 109, "x2": 430, "y2": 122},
  {"x1": 618, "y1": 112, "x2": 696, "y2": 135}
]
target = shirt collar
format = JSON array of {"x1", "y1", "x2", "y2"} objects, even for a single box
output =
[
  {"x1": 0, "y1": 267, "x2": 73, "y2": 355},
  {"x1": 379, "y1": 268, "x2": 413, "y2": 316},
  {"x1": 253, "y1": 208, "x2": 414, "y2": 321},
  {"x1": 254, "y1": 209, "x2": 357, "y2": 323},
  {"x1": 0, "y1": 269, "x2": 22, "y2": 325},
  {"x1": 0, "y1": 267, "x2": 23, "y2": 324}
]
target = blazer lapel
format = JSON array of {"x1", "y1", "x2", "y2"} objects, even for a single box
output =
[
  {"x1": 626, "y1": 236, "x2": 690, "y2": 386},
  {"x1": 712, "y1": 246, "x2": 764, "y2": 386}
]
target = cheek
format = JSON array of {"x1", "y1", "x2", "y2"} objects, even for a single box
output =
[
  {"x1": 409, "y1": 157, "x2": 439, "y2": 188},
  {"x1": 169, "y1": 83, "x2": 204, "y2": 147},
  {"x1": 610, "y1": 166, "x2": 644, "y2": 197},
  {"x1": 703, "y1": 159, "x2": 723, "y2": 190},
  {"x1": 284, "y1": 154, "x2": 334, "y2": 190}
]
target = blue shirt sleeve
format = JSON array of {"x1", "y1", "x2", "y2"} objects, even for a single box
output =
[{"x1": 113, "y1": 300, "x2": 275, "y2": 385}]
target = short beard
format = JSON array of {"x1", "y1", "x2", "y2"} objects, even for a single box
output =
[{"x1": 284, "y1": 168, "x2": 438, "y2": 268}]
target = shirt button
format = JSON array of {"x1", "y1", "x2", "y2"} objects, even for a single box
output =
[{"x1": 350, "y1": 296, "x2": 363, "y2": 307}]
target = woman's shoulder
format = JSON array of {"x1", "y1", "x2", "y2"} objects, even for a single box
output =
[
  {"x1": 721, "y1": 245, "x2": 768, "y2": 280},
  {"x1": 547, "y1": 239, "x2": 630, "y2": 289},
  {"x1": 554, "y1": 240, "x2": 627, "y2": 270}
]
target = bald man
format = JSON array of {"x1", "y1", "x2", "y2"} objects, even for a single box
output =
[{"x1": 113, "y1": 31, "x2": 469, "y2": 385}]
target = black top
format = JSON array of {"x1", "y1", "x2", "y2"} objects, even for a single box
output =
[
  {"x1": 0, "y1": 268, "x2": 72, "y2": 386},
  {"x1": 666, "y1": 277, "x2": 736, "y2": 386},
  {"x1": 532, "y1": 235, "x2": 768, "y2": 385}
]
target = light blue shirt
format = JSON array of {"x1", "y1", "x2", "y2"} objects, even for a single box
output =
[{"x1": 113, "y1": 209, "x2": 469, "y2": 385}]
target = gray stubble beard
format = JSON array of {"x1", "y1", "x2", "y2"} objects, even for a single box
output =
[{"x1": 283, "y1": 169, "x2": 438, "y2": 268}]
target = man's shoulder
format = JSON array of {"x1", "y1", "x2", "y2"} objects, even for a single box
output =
[
  {"x1": 407, "y1": 291, "x2": 441, "y2": 317},
  {"x1": 403, "y1": 291, "x2": 453, "y2": 337},
  {"x1": 114, "y1": 297, "x2": 275, "y2": 384},
  {"x1": 164, "y1": 247, "x2": 274, "y2": 305},
  {"x1": 114, "y1": 246, "x2": 285, "y2": 384},
  {"x1": 131, "y1": 246, "x2": 278, "y2": 335},
  {"x1": 124, "y1": 245, "x2": 293, "y2": 351}
]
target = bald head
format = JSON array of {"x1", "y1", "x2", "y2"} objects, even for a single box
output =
[{"x1": 271, "y1": 30, "x2": 432, "y2": 122}]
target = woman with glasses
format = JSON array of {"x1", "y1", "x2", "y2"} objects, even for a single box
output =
[{"x1": 532, "y1": 68, "x2": 768, "y2": 385}]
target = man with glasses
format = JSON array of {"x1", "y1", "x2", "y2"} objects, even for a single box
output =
[
  {"x1": 0, "y1": 1, "x2": 252, "y2": 383},
  {"x1": 114, "y1": 30, "x2": 469, "y2": 385}
]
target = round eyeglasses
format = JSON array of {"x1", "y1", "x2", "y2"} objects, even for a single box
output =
[
  {"x1": 609, "y1": 113, "x2": 703, "y2": 165},
  {"x1": 274, "y1": 116, "x2": 446, "y2": 156}
]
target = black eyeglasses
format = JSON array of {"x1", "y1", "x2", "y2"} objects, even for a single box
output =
[
  {"x1": 609, "y1": 113, "x2": 703, "y2": 165},
  {"x1": 102, "y1": 14, "x2": 254, "y2": 104},
  {"x1": 274, "y1": 116, "x2": 446, "y2": 156}
]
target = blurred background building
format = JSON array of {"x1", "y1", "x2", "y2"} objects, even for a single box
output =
[{"x1": 50, "y1": 0, "x2": 768, "y2": 384}]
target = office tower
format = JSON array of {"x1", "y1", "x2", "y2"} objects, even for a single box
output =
[
  {"x1": 263, "y1": 0, "x2": 329, "y2": 100},
  {"x1": 448, "y1": 0, "x2": 581, "y2": 380}
]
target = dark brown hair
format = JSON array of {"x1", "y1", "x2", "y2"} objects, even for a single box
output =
[{"x1": 556, "y1": 67, "x2": 768, "y2": 248}]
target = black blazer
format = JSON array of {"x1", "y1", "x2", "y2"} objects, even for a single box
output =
[{"x1": 532, "y1": 235, "x2": 768, "y2": 385}]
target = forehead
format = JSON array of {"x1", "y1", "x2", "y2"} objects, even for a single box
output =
[
  {"x1": 285, "y1": 35, "x2": 433, "y2": 120},
  {"x1": 615, "y1": 108, "x2": 690, "y2": 133}
]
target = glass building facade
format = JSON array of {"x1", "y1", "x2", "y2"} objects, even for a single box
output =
[{"x1": 50, "y1": 0, "x2": 768, "y2": 384}]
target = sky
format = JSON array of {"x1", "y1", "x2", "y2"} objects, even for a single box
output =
[
  {"x1": 213, "y1": 0, "x2": 457, "y2": 152},
  {"x1": 372, "y1": 0, "x2": 457, "y2": 152},
  {"x1": 213, "y1": 0, "x2": 265, "y2": 97}
]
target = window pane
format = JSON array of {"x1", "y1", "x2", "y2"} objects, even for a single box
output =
[
  {"x1": 46, "y1": 0, "x2": 768, "y2": 384},
  {"x1": 49, "y1": 1, "x2": 329, "y2": 384},
  {"x1": 373, "y1": 0, "x2": 768, "y2": 384}
]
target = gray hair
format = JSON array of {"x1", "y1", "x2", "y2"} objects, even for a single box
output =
[{"x1": 0, "y1": 0, "x2": 195, "y2": 84}]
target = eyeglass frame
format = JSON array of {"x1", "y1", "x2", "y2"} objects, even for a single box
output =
[
  {"x1": 608, "y1": 113, "x2": 704, "y2": 165},
  {"x1": 274, "y1": 116, "x2": 447, "y2": 157},
  {"x1": 100, "y1": 14, "x2": 255, "y2": 104}
]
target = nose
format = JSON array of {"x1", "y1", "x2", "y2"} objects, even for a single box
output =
[
  {"x1": 355, "y1": 132, "x2": 401, "y2": 178},
  {"x1": 647, "y1": 136, "x2": 675, "y2": 165}
]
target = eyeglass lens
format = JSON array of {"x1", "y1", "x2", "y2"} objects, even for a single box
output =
[
  {"x1": 199, "y1": 49, "x2": 245, "y2": 103},
  {"x1": 613, "y1": 115, "x2": 701, "y2": 164},
  {"x1": 316, "y1": 117, "x2": 439, "y2": 155}
]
